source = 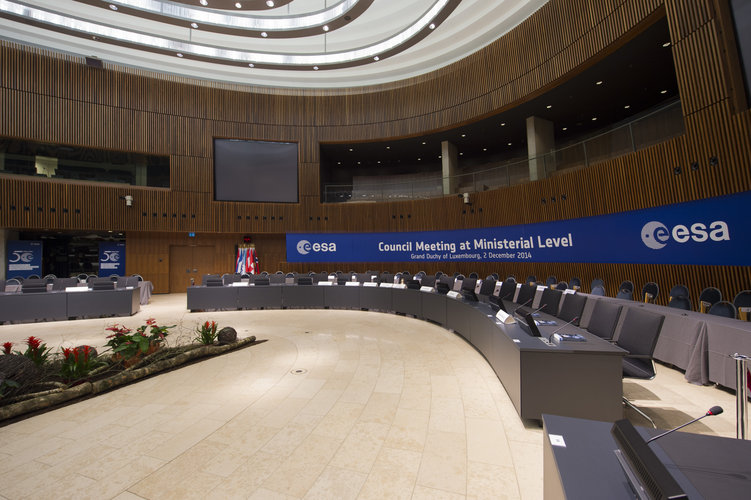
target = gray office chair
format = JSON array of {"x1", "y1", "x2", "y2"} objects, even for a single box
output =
[
  {"x1": 616, "y1": 307, "x2": 665, "y2": 428},
  {"x1": 616, "y1": 280, "x2": 634, "y2": 301},
  {"x1": 734, "y1": 290, "x2": 751, "y2": 321},
  {"x1": 555, "y1": 281, "x2": 568, "y2": 291},
  {"x1": 538, "y1": 288, "x2": 563, "y2": 316},
  {"x1": 591, "y1": 278, "x2": 604, "y2": 292},
  {"x1": 642, "y1": 282, "x2": 659, "y2": 303},
  {"x1": 708, "y1": 301, "x2": 736, "y2": 318},
  {"x1": 591, "y1": 285, "x2": 606, "y2": 296},
  {"x1": 586, "y1": 300, "x2": 622, "y2": 340},
  {"x1": 526, "y1": 275, "x2": 537, "y2": 286},
  {"x1": 668, "y1": 296, "x2": 691, "y2": 311},
  {"x1": 557, "y1": 293, "x2": 587, "y2": 326},
  {"x1": 468, "y1": 272, "x2": 479, "y2": 279},
  {"x1": 569, "y1": 277, "x2": 582, "y2": 291},
  {"x1": 699, "y1": 287, "x2": 722, "y2": 314},
  {"x1": 253, "y1": 276, "x2": 270, "y2": 286},
  {"x1": 546, "y1": 275, "x2": 557, "y2": 288},
  {"x1": 515, "y1": 283, "x2": 537, "y2": 306}
]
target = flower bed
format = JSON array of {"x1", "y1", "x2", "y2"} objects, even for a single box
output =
[{"x1": 0, "y1": 319, "x2": 261, "y2": 423}]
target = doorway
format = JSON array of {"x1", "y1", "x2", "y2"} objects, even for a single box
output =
[{"x1": 169, "y1": 245, "x2": 216, "y2": 293}]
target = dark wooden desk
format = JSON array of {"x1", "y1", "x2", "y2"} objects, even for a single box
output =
[{"x1": 543, "y1": 413, "x2": 751, "y2": 499}]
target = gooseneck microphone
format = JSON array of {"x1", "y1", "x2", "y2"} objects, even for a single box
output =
[
  {"x1": 528, "y1": 303, "x2": 547, "y2": 316},
  {"x1": 549, "y1": 316, "x2": 580, "y2": 337},
  {"x1": 646, "y1": 406, "x2": 723, "y2": 444}
]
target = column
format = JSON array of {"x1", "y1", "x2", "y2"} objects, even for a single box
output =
[
  {"x1": 441, "y1": 140, "x2": 458, "y2": 195},
  {"x1": 526, "y1": 116, "x2": 555, "y2": 181}
]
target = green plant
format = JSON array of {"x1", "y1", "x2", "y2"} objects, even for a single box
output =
[
  {"x1": 0, "y1": 379, "x2": 20, "y2": 399},
  {"x1": 105, "y1": 318, "x2": 174, "y2": 360},
  {"x1": 60, "y1": 345, "x2": 105, "y2": 382},
  {"x1": 22, "y1": 336, "x2": 51, "y2": 366},
  {"x1": 194, "y1": 320, "x2": 218, "y2": 345}
]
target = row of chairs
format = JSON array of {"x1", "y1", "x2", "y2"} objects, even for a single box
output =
[
  {"x1": 612, "y1": 280, "x2": 751, "y2": 320},
  {"x1": 2, "y1": 275, "x2": 143, "y2": 293},
  {"x1": 5, "y1": 273, "x2": 144, "y2": 284}
]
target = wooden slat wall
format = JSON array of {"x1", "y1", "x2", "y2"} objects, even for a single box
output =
[{"x1": 1, "y1": 0, "x2": 750, "y2": 301}]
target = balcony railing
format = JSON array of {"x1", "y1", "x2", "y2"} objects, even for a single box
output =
[{"x1": 323, "y1": 100, "x2": 684, "y2": 203}]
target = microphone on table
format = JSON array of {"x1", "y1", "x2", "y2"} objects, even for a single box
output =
[
  {"x1": 646, "y1": 406, "x2": 723, "y2": 444},
  {"x1": 549, "y1": 317, "x2": 580, "y2": 339},
  {"x1": 528, "y1": 303, "x2": 547, "y2": 316},
  {"x1": 514, "y1": 298, "x2": 533, "y2": 310}
]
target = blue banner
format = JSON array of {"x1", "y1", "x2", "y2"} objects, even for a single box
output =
[
  {"x1": 98, "y1": 242, "x2": 126, "y2": 277},
  {"x1": 287, "y1": 191, "x2": 750, "y2": 266},
  {"x1": 7, "y1": 241, "x2": 43, "y2": 278}
]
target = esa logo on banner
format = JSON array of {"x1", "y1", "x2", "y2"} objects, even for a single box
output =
[
  {"x1": 98, "y1": 242, "x2": 125, "y2": 276},
  {"x1": 641, "y1": 220, "x2": 730, "y2": 250},
  {"x1": 296, "y1": 239, "x2": 337, "y2": 255}
]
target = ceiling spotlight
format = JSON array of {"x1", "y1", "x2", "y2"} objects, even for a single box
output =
[
  {"x1": 109, "y1": 4, "x2": 118, "y2": 10},
  {"x1": 624, "y1": 105, "x2": 630, "y2": 109},
  {"x1": 417, "y1": 158, "x2": 421, "y2": 161},
  {"x1": 438, "y1": 155, "x2": 442, "y2": 159},
  {"x1": 386, "y1": 146, "x2": 390, "y2": 149},
  {"x1": 348, "y1": 148, "x2": 353, "y2": 151},
  {"x1": 373, "y1": 56, "x2": 380, "y2": 61},
  {"x1": 235, "y1": 2, "x2": 242, "y2": 8},
  {"x1": 591, "y1": 117, "x2": 597, "y2": 121},
  {"x1": 200, "y1": 0, "x2": 208, "y2": 5},
  {"x1": 266, "y1": 0, "x2": 275, "y2": 6},
  {"x1": 562, "y1": 127, "x2": 567, "y2": 131},
  {"x1": 482, "y1": 148, "x2": 487, "y2": 151},
  {"x1": 176, "y1": 53, "x2": 184, "y2": 57},
  {"x1": 596, "y1": 80, "x2": 603, "y2": 85},
  {"x1": 660, "y1": 89, "x2": 668, "y2": 94},
  {"x1": 500, "y1": 122, "x2": 506, "y2": 126},
  {"x1": 421, "y1": 141, "x2": 426, "y2": 145},
  {"x1": 507, "y1": 142, "x2": 512, "y2": 146},
  {"x1": 429, "y1": 23, "x2": 436, "y2": 29},
  {"x1": 461, "y1": 134, "x2": 466, "y2": 137},
  {"x1": 459, "y1": 152, "x2": 464, "y2": 155},
  {"x1": 662, "y1": 41, "x2": 671, "y2": 47},
  {"x1": 248, "y1": 63, "x2": 254, "y2": 67},
  {"x1": 190, "y1": 22, "x2": 199, "y2": 29},
  {"x1": 546, "y1": 105, "x2": 552, "y2": 109},
  {"x1": 260, "y1": 31, "x2": 268, "y2": 37},
  {"x1": 322, "y1": 25, "x2": 329, "y2": 32},
  {"x1": 377, "y1": 161, "x2": 381, "y2": 164}
]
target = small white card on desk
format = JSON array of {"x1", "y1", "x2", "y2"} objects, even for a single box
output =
[
  {"x1": 537, "y1": 285, "x2": 547, "y2": 292},
  {"x1": 563, "y1": 288, "x2": 576, "y2": 294},
  {"x1": 380, "y1": 283, "x2": 393, "y2": 288},
  {"x1": 548, "y1": 434, "x2": 566, "y2": 448},
  {"x1": 420, "y1": 286, "x2": 434, "y2": 293},
  {"x1": 495, "y1": 309, "x2": 516, "y2": 324},
  {"x1": 362, "y1": 282, "x2": 377, "y2": 287},
  {"x1": 447, "y1": 290, "x2": 462, "y2": 300},
  {"x1": 393, "y1": 283, "x2": 407, "y2": 289},
  {"x1": 230, "y1": 282, "x2": 247, "y2": 287},
  {"x1": 345, "y1": 281, "x2": 360, "y2": 287},
  {"x1": 65, "y1": 287, "x2": 88, "y2": 292},
  {"x1": 317, "y1": 281, "x2": 333, "y2": 286},
  {"x1": 126, "y1": 286, "x2": 134, "y2": 290}
]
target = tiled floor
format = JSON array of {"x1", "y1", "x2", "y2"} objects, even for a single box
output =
[{"x1": 0, "y1": 294, "x2": 742, "y2": 499}]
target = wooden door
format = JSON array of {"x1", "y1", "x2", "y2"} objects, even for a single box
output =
[{"x1": 169, "y1": 245, "x2": 216, "y2": 292}]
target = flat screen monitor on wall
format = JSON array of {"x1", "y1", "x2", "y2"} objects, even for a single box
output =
[{"x1": 214, "y1": 139, "x2": 299, "y2": 203}]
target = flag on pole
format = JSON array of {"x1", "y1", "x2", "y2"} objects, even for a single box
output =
[{"x1": 236, "y1": 245, "x2": 260, "y2": 274}]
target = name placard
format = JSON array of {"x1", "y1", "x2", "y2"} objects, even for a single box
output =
[
  {"x1": 496, "y1": 309, "x2": 516, "y2": 324},
  {"x1": 447, "y1": 291, "x2": 462, "y2": 300},
  {"x1": 420, "y1": 286, "x2": 435, "y2": 293},
  {"x1": 317, "y1": 281, "x2": 334, "y2": 286}
]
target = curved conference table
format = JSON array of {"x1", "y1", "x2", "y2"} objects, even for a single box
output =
[{"x1": 188, "y1": 282, "x2": 627, "y2": 423}]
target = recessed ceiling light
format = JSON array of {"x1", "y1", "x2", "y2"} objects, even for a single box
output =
[
  {"x1": 322, "y1": 25, "x2": 329, "y2": 32},
  {"x1": 662, "y1": 42, "x2": 671, "y2": 47},
  {"x1": 248, "y1": 63, "x2": 254, "y2": 67},
  {"x1": 266, "y1": 0, "x2": 275, "y2": 6},
  {"x1": 357, "y1": 161, "x2": 361, "y2": 164},
  {"x1": 461, "y1": 134, "x2": 466, "y2": 137},
  {"x1": 592, "y1": 117, "x2": 597, "y2": 121},
  {"x1": 483, "y1": 148, "x2": 487, "y2": 151},
  {"x1": 336, "y1": 161, "x2": 341, "y2": 165},
  {"x1": 260, "y1": 32, "x2": 268, "y2": 37},
  {"x1": 438, "y1": 155, "x2": 442, "y2": 159},
  {"x1": 500, "y1": 122, "x2": 506, "y2": 126},
  {"x1": 562, "y1": 127, "x2": 567, "y2": 131},
  {"x1": 421, "y1": 141, "x2": 426, "y2": 145},
  {"x1": 429, "y1": 23, "x2": 436, "y2": 29},
  {"x1": 190, "y1": 22, "x2": 199, "y2": 29},
  {"x1": 660, "y1": 89, "x2": 667, "y2": 94},
  {"x1": 386, "y1": 146, "x2": 390, "y2": 149},
  {"x1": 459, "y1": 152, "x2": 464, "y2": 155},
  {"x1": 176, "y1": 53, "x2": 184, "y2": 57},
  {"x1": 373, "y1": 56, "x2": 380, "y2": 61},
  {"x1": 624, "y1": 105, "x2": 630, "y2": 109},
  {"x1": 348, "y1": 148, "x2": 353, "y2": 151},
  {"x1": 546, "y1": 105, "x2": 552, "y2": 109},
  {"x1": 109, "y1": 4, "x2": 118, "y2": 10},
  {"x1": 200, "y1": 0, "x2": 208, "y2": 5},
  {"x1": 235, "y1": 2, "x2": 242, "y2": 8},
  {"x1": 377, "y1": 161, "x2": 381, "y2": 164},
  {"x1": 417, "y1": 158, "x2": 421, "y2": 161},
  {"x1": 507, "y1": 142, "x2": 512, "y2": 146},
  {"x1": 596, "y1": 81, "x2": 603, "y2": 85}
]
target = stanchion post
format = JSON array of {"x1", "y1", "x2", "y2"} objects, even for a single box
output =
[{"x1": 732, "y1": 353, "x2": 749, "y2": 440}]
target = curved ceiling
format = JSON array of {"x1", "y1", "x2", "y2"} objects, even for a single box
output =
[{"x1": 0, "y1": 0, "x2": 547, "y2": 89}]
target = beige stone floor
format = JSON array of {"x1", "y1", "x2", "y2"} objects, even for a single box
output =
[{"x1": 0, "y1": 293, "x2": 742, "y2": 500}]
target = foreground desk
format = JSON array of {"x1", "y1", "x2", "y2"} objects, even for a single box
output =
[
  {"x1": 0, "y1": 287, "x2": 140, "y2": 323},
  {"x1": 187, "y1": 284, "x2": 625, "y2": 421},
  {"x1": 543, "y1": 413, "x2": 751, "y2": 499}
]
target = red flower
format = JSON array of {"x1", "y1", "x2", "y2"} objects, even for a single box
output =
[
  {"x1": 146, "y1": 318, "x2": 156, "y2": 326},
  {"x1": 2, "y1": 342, "x2": 12, "y2": 355},
  {"x1": 26, "y1": 336, "x2": 42, "y2": 350},
  {"x1": 62, "y1": 347, "x2": 73, "y2": 360}
]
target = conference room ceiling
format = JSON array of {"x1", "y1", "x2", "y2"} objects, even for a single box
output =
[
  {"x1": 0, "y1": 0, "x2": 548, "y2": 88},
  {"x1": 320, "y1": 16, "x2": 679, "y2": 178}
]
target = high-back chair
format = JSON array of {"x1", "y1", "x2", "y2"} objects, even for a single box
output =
[
  {"x1": 641, "y1": 282, "x2": 659, "y2": 303},
  {"x1": 699, "y1": 287, "x2": 722, "y2": 314},
  {"x1": 733, "y1": 290, "x2": 751, "y2": 321}
]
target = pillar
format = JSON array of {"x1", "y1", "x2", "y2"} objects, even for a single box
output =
[
  {"x1": 526, "y1": 116, "x2": 555, "y2": 181},
  {"x1": 441, "y1": 140, "x2": 458, "y2": 195}
]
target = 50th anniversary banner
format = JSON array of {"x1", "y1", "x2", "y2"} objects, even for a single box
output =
[{"x1": 286, "y1": 191, "x2": 750, "y2": 266}]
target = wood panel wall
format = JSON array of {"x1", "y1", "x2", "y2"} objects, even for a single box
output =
[{"x1": 0, "y1": 0, "x2": 749, "y2": 300}]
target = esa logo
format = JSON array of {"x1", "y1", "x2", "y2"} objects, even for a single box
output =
[
  {"x1": 641, "y1": 220, "x2": 730, "y2": 250},
  {"x1": 8, "y1": 250, "x2": 34, "y2": 263},
  {"x1": 296, "y1": 239, "x2": 337, "y2": 255}
]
